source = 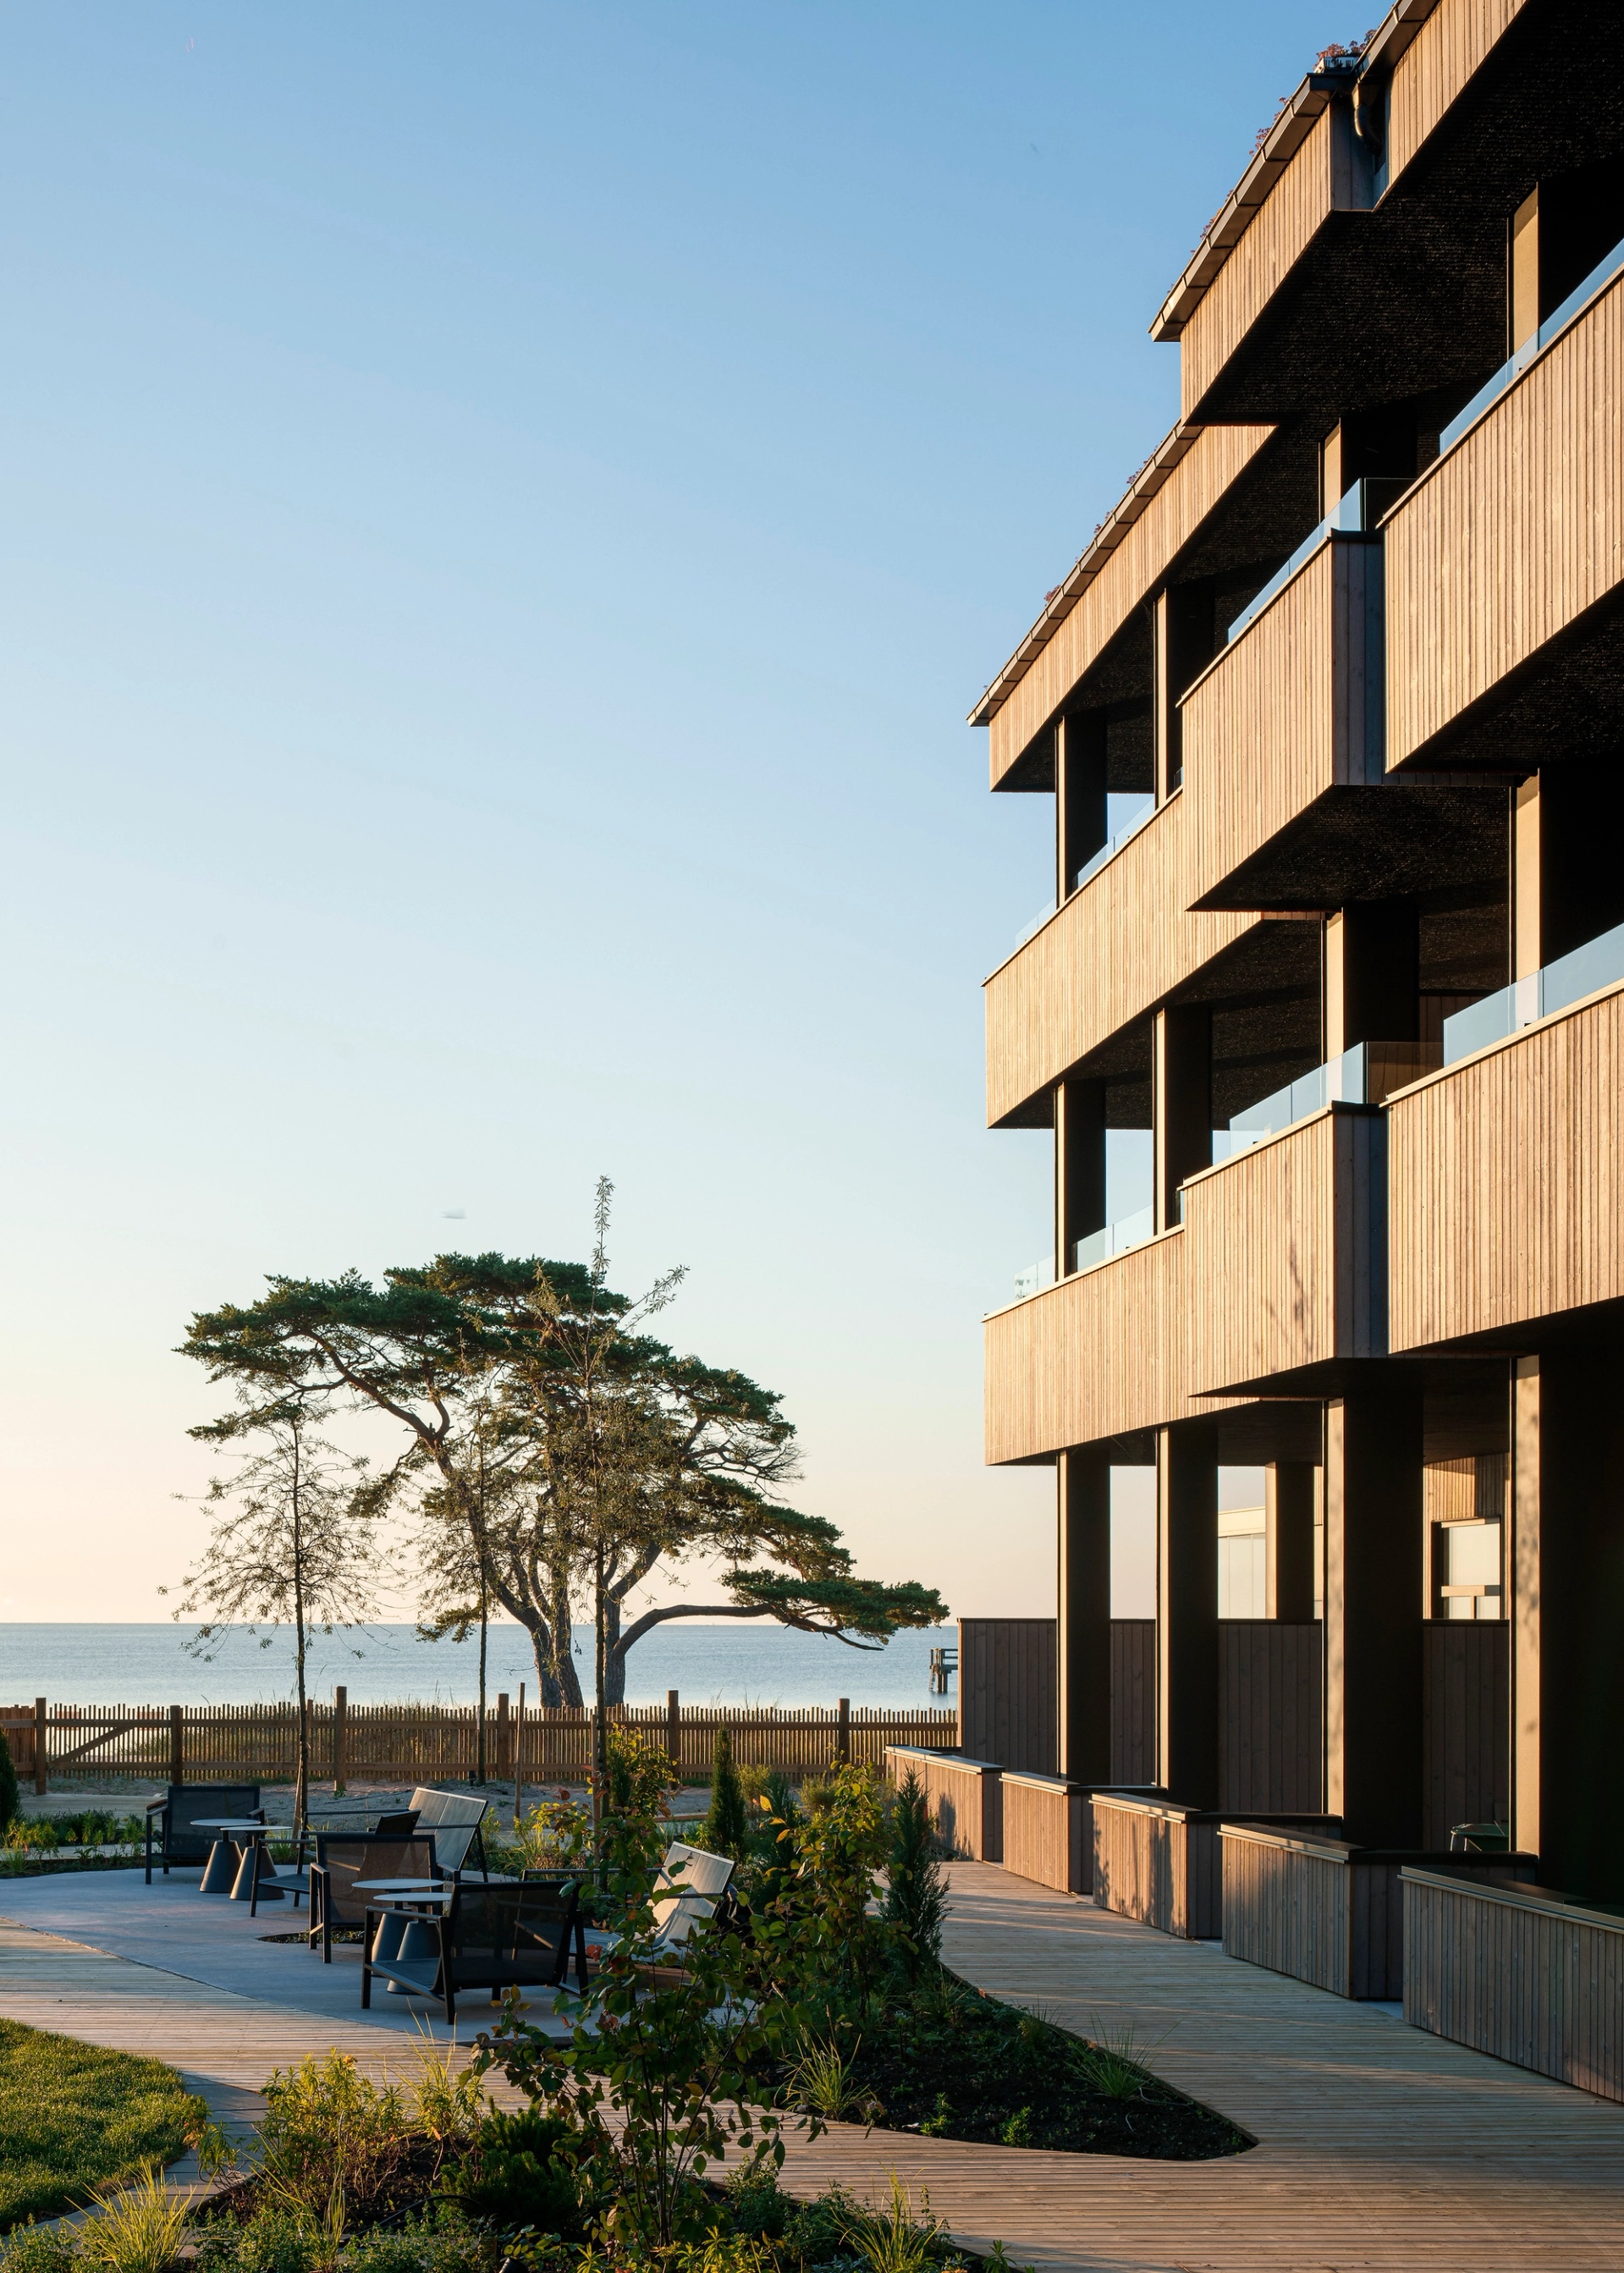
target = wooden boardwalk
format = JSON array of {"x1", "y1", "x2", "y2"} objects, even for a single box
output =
[{"x1": 2, "y1": 1863, "x2": 1623, "y2": 2267}]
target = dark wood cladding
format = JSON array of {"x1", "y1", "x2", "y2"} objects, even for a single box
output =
[
  {"x1": 1220, "y1": 1621, "x2": 1323, "y2": 1813},
  {"x1": 1388, "y1": 986, "x2": 1624, "y2": 1351},
  {"x1": 1423, "y1": 1621, "x2": 1508, "y2": 1848},
  {"x1": 1404, "y1": 1868, "x2": 1624, "y2": 2100},
  {"x1": 1111, "y1": 1620, "x2": 1158, "y2": 1786},
  {"x1": 884, "y1": 1745, "x2": 1003, "y2": 1863},
  {"x1": 959, "y1": 1618, "x2": 1057, "y2": 1775},
  {"x1": 1000, "y1": 1772, "x2": 1083, "y2": 1894},
  {"x1": 1223, "y1": 1827, "x2": 1536, "y2": 1997}
]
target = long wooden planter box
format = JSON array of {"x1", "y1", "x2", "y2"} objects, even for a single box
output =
[
  {"x1": 884, "y1": 1744, "x2": 1003, "y2": 1863},
  {"x1": 1403, "y1": 1866, "x2": 1624, "y2": 2100},
  {"x1": 1000, "y1": 1775, "x2": 1162, "y2": 1896},
  {"x1": 1093, "y1": 1793, "x2": 1342, "y2": 1939},
  {"x1": 1221, "y1": 1825, "x2": 1538, "y2": 1998}
]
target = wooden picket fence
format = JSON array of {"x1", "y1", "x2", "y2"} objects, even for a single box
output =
[{"x1": 0, "y1": 1696, "x2": 960, "y2": 1792}]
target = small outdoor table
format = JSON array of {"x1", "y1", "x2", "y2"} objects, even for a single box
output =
[
  {"x1": 192, "y1": 1818, "x2": 277, "y2": 1901},
  {"x1": 358, "y1": 1883, "x2": 453, "y2": 1993}
]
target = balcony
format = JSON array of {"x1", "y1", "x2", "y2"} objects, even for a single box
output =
[
  {"x1": 1387, "y1": 974, "x2": 1624, "y2": 1353},
  {"x1": 1384, "y1": 254, "x2": 1624, "y2": 770},
  {"x1": 1179, "y1": 519, "x2": 1384, "y2": 913},
  {"x1": 985, "y1": 1226, "x2": 1186, "y2": 1463},
  {"x1": 1183, "y1": 1105, "x2": 1388, "y2": 1397}
]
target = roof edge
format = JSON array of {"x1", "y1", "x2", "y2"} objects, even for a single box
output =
[{"x1": 967, "y1": 421, "x2": 1203, "y2": 728}]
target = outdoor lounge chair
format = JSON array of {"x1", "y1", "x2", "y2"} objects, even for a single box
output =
[
  {"x1": 245, "y1": 1810, "x2": 421, "y2": 1918},
  {"x1": 308, "y1": 1831, "x2": 441, "y2": 1962},
  {"x1": 144, "y1": 1784, "x2": 262, "y2": 1883},
  {"x1": 401, "y1": 1789, "x2": 491, "y2": 1879},
  {"x1": 581, "y1": 1841, "x2": 735, "y2": 1977},
  {"x1": 361, "y1": 1877, "x2": 586, "y2": 2024}
]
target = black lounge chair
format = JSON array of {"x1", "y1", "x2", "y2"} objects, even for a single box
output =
[
  {"x1": 362, "y1": 1877, "x2": 586, "y2": 2023},
  {"x1": 144, "y1": 1785, "x2": 262, "y2": 1883},
  {"x1": 246, "y1": 1808, "x2": 420, "y2": 1916},
  {"x1": 308, "y1": 1831, "x2": 441, "y2": 1962}
]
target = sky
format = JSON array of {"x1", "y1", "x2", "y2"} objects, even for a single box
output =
[{"x1": 0, "y1": 1, "x2": 1336, "y2": 1631}]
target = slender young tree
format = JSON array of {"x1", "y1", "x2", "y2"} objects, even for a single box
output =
[{"x1": 165, "y1": 1404, "x2": 387, "y2": 1835}]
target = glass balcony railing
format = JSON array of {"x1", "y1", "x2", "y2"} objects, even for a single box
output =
[
  {"x1": 1214, "y1": 1037, "x2": 1434, "y2": 1159},
  {"x1": 1442, "y1": 918, "x2": 1624, "y2": 1067},
  {"x1": 1011, "y1": 1204, "x2": 1157, "y2": 1300},
  {"x1": 1013, "y1": 797, "x2": 1159, "y2": 950},
  {"x1": 1439, "y1": 230, "x2": 1624, "y2": 460},
  {"x1": 1225, "y1": 477, "x2": 1407, "y2": 647}
]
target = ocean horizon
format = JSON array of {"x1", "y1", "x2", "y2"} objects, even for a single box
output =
[{"x1": 0, "y1": 1621, "x2": 955, "y2": 1712}]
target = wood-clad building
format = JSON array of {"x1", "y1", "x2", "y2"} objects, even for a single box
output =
[{"x1": 972, "y1": 0, "x2": 1624, "y2": 2078}]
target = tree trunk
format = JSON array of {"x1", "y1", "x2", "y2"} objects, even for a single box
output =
[{"x1": 602, "y1": 1591, "x2": 628, "y2": 1707}]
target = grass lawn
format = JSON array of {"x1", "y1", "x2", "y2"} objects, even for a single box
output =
[{"x1": 0, "y1": 2018, "x2": 206, "y2": 2228}]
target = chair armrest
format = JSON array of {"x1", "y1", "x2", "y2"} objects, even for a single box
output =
[{"x1": 145, "y1": 1799, "x2": 168, "y2": 1817}]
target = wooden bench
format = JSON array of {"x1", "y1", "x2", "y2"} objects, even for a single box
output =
[{"x1": 1220, "y1": 1825, "x2": 1537, "y2": 1997}]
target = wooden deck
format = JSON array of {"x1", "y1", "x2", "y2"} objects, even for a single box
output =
[{"x1": 2, "y1": 1862, "x2": 1623, "y2": 2266}]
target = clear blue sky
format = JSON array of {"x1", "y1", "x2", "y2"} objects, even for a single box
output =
[{"x1": 0, "y1": 2, "x2": 1334, "y2": 1624}]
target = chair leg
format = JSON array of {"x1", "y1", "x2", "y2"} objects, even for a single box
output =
[
  {"x1": 248, "y1": 1844, "x2": 261, "y2": 1918},
  {"x1": 361, "y1": 1957, "x2": 372, "y2": 2009}
]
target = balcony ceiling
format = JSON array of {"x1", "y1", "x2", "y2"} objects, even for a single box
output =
[{"x1": 1192, "y1": 782, "x2": 1507, "y2": 912}]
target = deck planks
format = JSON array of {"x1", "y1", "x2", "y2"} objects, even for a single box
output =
[{"x1": 1, "y1": 1863, "x2": 1622, "y2": 2267}]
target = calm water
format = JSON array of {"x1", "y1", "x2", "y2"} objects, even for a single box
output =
[{"x1": 0, "y1": 1621, "x2": 954, "y2": 1710}]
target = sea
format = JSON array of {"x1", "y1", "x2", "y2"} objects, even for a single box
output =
[{"x1": 0, "y1": 1621, "x2": 955, "y2": 1712}]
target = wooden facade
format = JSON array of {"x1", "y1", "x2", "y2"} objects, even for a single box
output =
[
  {"x1": 999, "y1": 1771, "x2": 1086, "y2": 1896},
  {"x1": 1222, "y1": 1826, "x2": 1536, "y2": 1998},
  {"x1": 1385, "y1": 274, "x2": 1624, "y2": 768},
  {"x1": 1404, "y1": 1866, "x2": 1624, "y2": 2100},
  {"x1": 958, "y1": 1619, "x2": 1056, "y2": 1775},
  {"x1": 1387, "y1": 982, "x2": 1624, "y2": 1351},
  {"x1": 975, "y1": 0, "x2": 1624, "y2": 2098},
  {"x1": 883, "y1": 1746, "x2": 1003, "y2": 1864}
]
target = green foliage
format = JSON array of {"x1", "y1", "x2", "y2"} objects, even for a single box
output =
[
  {"x1": 0, "y1": 2227, "x2": 77, "y2": 2273},
  {"x1": 0, "y1": 1736, "x2": 19, "y2": 1835},
  {"x1": 0, "y1": 2019, "x2": 207, "y2": 2230},
  {"x1": 784, "y1": 1761, "x2": 891, "y2": 2016},
  {"x1": 76, "y1": 2167, "x2": 193, "y2": 2273},
  {"x1": 702, "y1": 1730, "x2": 747, "y2": 1861},
  {"x1": 507, "y1": 1793, "x2": 592, "y2": 1875},
  {"x1": 881, "y1": 1771, "x2": 946, "y2": 1984},
  {"x1": 603, "y1": 1726, "x2": 678, "y2": 1822},
  {"x1": 256, "y1": 2056, "x2": 410, "y2": 2219},
  {"x1": 436, "y1": 2107, "x2": 584, "y2": 2237},
  {"x1": 1076, "y1": 2023, "x2": 1159, "y2": 2101}
]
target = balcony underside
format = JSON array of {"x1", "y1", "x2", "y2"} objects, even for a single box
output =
[
  {"x1": 1387, "y1": 583, "x2": 1624, "y2": 774},
  {"x1": 1189, "y1": 779, "x2": 1506, "y2": 915}
]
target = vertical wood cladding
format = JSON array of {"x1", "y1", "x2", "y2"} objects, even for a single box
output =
[
  {"x1": 1423, "y1": 1621, "x2": 1509, "y2": 1847},
  {"x1": 958, "y1": 1618, "x2": 1057, "y2": 1775},
  {"x1": 983, "y1": 799, "x2": 1254, "y2": 1127},
  {"x1": 988, "y1": 425, "x2": 1274, "y2": 786},
  {"x1": 1179, "y1": 108, "x2": 1336, "y2": 423},
  {"x1": 1111, "y1": 1620, "x2": 1158, "y2": 1786},
  {"x1": 1387, "y1": 986, "x2": 1624, "y2": 1350},
  {"x1": 1385, "y1": 278, "x2": 1624, "y2": 768},
  {"x1": 1181, "y1": 537, "x2": 1382, "y2": 906},
  {"x1": 983, "y1": 1229, "x2": 1186, "y2": 1459},
  {"x1": 1385, "y1": 0, "x2": 1528, "y2": 192},
  {"x1": 1219, "y1": 1621, "x2": 1324, "y2": 1813}
]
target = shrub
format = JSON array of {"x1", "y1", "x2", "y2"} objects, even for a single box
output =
[
  {"x1": 881, "y1": 1770, "x2": 946, "y2": 1983},
  {"x1": 436, "y1": 2107, "x2": 584, "y2": 2237},
  {"x1": 0, "y1": 2228, "x2": 75, "y2": 2273},
  {"x1": 256, "y1": 2055, "x2": 409, "y2": 2217},
  {"x1": 76, "y1": 2166, "x2": 191, "y2": 2273},
  {"x1": 603, "y1": 1727, "x2": 677, "y2": 1822},
  {"x1": 702, "y1": 1731, "x2": 747, "y2": 1860}
]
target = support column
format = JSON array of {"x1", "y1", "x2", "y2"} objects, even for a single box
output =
[
  {"x1": 1055, "y1": 710, "x2": 1107, "y2": 903},
  {"x1": 1153, "y1": 1005, "x2": 1211, "y2": 1233},
  {"x1": 1157, "y1": 1421, "x2": 1219, "y2": 1806},
  {"x1": 1055, "y1": 1078, "x2": 1106, "y2": 1274},
  {"x1": 1058, "y1": 1447, "x2": 1111, "y2": 1782},
  {"x1": 1514, "y1": 1342, "x2": 1624, "y2": 1899},
  {"x1": 1324, "y1": 901, "x2": 1420, "y2": 1056},
  {"x1": 1324, "y1": 1383, "x2": 1424, "y2": 1846},
  {"x1": 1512, "y1": 773, "x2": 1542, "y2": 980},
  {"x1": 1266, "y1": 1462, "x2": 1318, "y2": 1622}
]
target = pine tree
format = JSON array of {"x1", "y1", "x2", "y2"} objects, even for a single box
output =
[
  {"x1": 702, "y1": 1725, "x2": 748, "y2": 1857},
  {"x1": 883, "y1": 1766, "x2": 947, "y2": 1981}
]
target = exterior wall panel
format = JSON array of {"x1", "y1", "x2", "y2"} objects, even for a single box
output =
[{"x1": 1385, "y1": 0, "x2": 1528, "y2": 190}]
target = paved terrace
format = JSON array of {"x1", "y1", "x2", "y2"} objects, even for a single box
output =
[{"x1": 1, "y1": 1860, "x2": 1621, "y2": 2268}]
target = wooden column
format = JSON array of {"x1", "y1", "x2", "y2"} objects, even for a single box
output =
[
  {"x1": 1152, "y1": 586, "x2": 1213, "y2": 803},
  {"x1": 332, "y1": 1687, "x2": 347, "y2": 1793},
  {"x1": 837, "y1": 1698, "x2": 851, "y2": 1764},
  {"x1": 1055, "y1": 710, "x2": 1107, "y2": 900},
  {"x1": 34, "y1": 1698, "x2": 47, "y2": 1797},
  {"x1": 666, "y1": 1689, "x2": 681, "y2": 1770},
  {"x1": 168, "y1": 1703, "x2": 183, "y2": 1791},
  {"x1": 1058, "y1": 1447, "x2": 1111, "y2": 1781},
  {"x1": 1516, "y1": 1340, "x2": 1624, "y2": 1899},
  {"x1": 1324, "y1": 901, "x2": 1420, "y2": 1057},
  {"x1": 497, "y1": 1692, "x2": 511, "y2": 1784},
  {"x1": 1324, "y1": 1384, "x2": 1424, "y2": 1846},
  {"x1": 1266, "y1": 1463, "x2": 1318, "y2": 1622},
  {"x1": 1153, "y1": 1005, "x2": 1211, "y2": 1232},
  {"x1": 1510, "y1": 184, "x2": 1539, "y2": 355},
  {"x1": 1512, "y1": 773, "x2": 1543, "y2": 979},
  {"x1": 1055, "y1": 1078, "x2": 1106, "y2": 1274},
  {"x1": 1157, "y1": 1422, "x2": 1219, "y2": 1806},
  {"x1": 1511, "y1": 1357, "x2": 1541, "y2": 1861}
]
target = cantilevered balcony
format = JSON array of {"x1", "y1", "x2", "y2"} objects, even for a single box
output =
[
  {"x1": 1384, "y1": 249, "x2": 1624, "y2": 771},
  {"x1": 1388, "y1": 963, "x2": 1624, "y2": 1353}
]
